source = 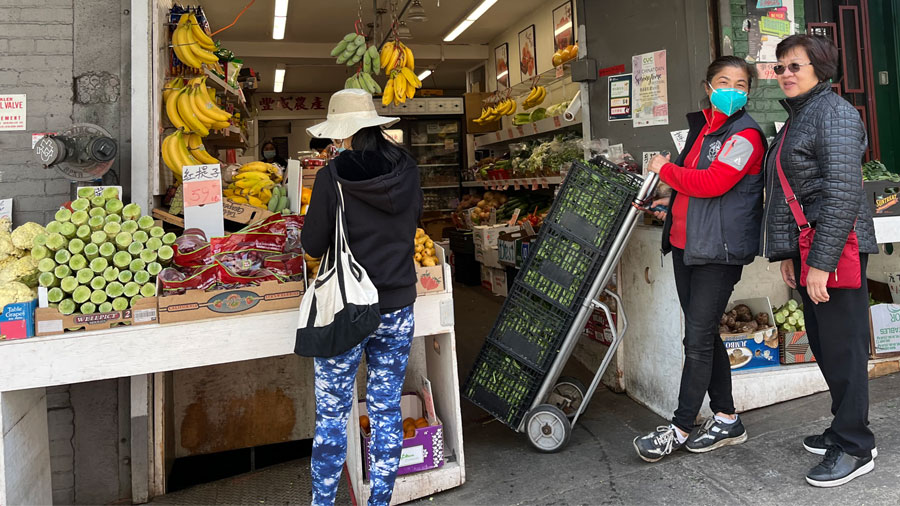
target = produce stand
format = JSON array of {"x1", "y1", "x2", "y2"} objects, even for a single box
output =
[{"x1": 0, "y1": 276, "x2": 464, "y2": 505}]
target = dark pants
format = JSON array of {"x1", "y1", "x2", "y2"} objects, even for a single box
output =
[
  {"x1": 793, "y1": 255, "x2": 874, "y2": 458},
  {"x1": 671, "y1": 248, "x2": 743, "y2": 433}
]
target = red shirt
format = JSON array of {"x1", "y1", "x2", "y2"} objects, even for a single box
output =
[{"x1": 662, "y1": 109, "x2": 765, "y2": 249}]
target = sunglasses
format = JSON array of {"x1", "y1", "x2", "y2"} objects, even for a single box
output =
[{"x1": 773, "y1": 62, "x2": 813, "y2": 75}]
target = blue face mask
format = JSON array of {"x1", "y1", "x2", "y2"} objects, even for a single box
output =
[
  {"x1": 263, "y1": 150, "x2": 276, "y2": 159},
  {"x1": 333, "y1": 140, "x2": 347, "y2": 153},
  {"x1": 708, "y1": 84, "x2": 748, "y2": 117}
]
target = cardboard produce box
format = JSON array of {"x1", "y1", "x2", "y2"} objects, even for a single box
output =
[
  {"x1": 157, "y1": 280, "x2": 304, "y2": 324},
  {"x1": 222, "y1": 199, "x2": 275, "y2": 225},
  {"x1": 415, "y1": 244, "x2": 447, "y2": 296},
  {"x1": 480, "y1": 265, "x2": 493, "y2": 291},
  {"x1": 359, "y1": 383, "x2": 443, "y2": 477},
  {"x1": 491, "y1": 268, "x2": 508, "y2": 297},
  {"x1": 498, "y1": 229, "x2": 536, "y2": 269},
  {"x1": 779, "y1": 331, "x2": 815, "y2": 364},
  {"x1": 719, "y1": 298, "x2": 780, "y2": 371},
  {"x1": 864, "y1": 181, "x2": 900, "y2": 217},
  {"x1": 34, "y1": 297, "x2": 158, "y2": 336},
  {"x1": 479, "y1": 247, "x2": 502, "y2": 269},
  {"x1": 473, "y1": 224, "x2": 520, "y2": 253},
  {"x1": 1, "y1": 299, "x2": 36, "y2": 340},
  {"x1": 869, "y1": 304, "x2": 900, "y2": 358}
]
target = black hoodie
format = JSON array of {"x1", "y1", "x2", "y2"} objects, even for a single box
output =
[{"x1": 302, "y1": 150, "x2": 424, "y2": 313}]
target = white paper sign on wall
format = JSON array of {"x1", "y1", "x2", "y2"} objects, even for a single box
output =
[
  {"x1": 182, "y1": 164, "x2": 224, "y2": 238},
  {"x1": 0, "y1": 94, "x2": 26, "y2": 131},
  {"x1": 0, "y1": 198, "x2": 11, "y2": 221}
]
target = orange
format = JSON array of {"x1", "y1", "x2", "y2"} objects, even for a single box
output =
[
  {"x1": 359, "y1": 415, "x2": 370, "y2": 433},
  {"x1": 414, "y1": 417, "x2": 428, "y2": 429}
]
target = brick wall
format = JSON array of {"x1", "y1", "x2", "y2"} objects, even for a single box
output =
[
  {"x1": 0, "y1": 1, "x2": 76, "y2": 227},
  {"x1": 46, "y1": 386, "x2": 76, "y2": 505},
  {"x1": 726, "y1": 0, "x2": 806, "y2": 137}
]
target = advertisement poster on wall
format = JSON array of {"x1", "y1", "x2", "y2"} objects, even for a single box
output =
[
  {"x1": 631, "y1": 50, "x2": 669, "y2": 128},
  {"x1": 518, "y1": 25, "x2": 537, "y2": 81},
  {"x1": 744, "y1": 0, "x2": 795, "y2": 65},
  {"x1": 608, "y1": 74, "x2": 632, "y2": 121},
  {"x1": 495, "y1": 43, "x2": 510, "y2": 89},
  {"x1": 552, "y1": 1, "x2": 574, "y2": 52},
  {"x1": 0, "y1": 94, "x2": 26, "y2": 131}
]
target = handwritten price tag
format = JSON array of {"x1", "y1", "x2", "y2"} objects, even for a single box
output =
[
  {"x1": 184, "y1": 180, "x2": 221, "y2": 207},
  {"x1": 553, "y1": 116, "x2": 562, "y2": 128}
]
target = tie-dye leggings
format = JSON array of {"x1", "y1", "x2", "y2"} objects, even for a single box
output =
[{"x1": 311, "y1": 305, "x2": 415, "y2": 506}]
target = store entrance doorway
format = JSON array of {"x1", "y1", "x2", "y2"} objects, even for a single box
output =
[{"x1": 805, "y1": 0, "x2": 898, "y2": 163}]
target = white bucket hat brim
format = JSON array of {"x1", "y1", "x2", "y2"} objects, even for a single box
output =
[{"x1": 307, "y1": 89, "x2": 399, "y2": 140}]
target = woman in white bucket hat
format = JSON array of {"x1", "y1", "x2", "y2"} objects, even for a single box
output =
[{"x1": 303, "y1": 88, "x2": 423, "y2": 506}]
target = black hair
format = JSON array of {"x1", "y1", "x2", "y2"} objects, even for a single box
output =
[
  {"x1": 260, "y1": 141, "x2": 276, "y2": 157},
  {"x1": 705, "y1": 55, "x2": 756, "y2": 89},
  {"x1": 309, "y1": 137, "x2": 331, "y2": 151},
  {"x1": 776, "y1": 34, "x2": 839, "y2": 82},
  {"x1": 350, "y1": 126, "x2": 410, "y2": 166}
]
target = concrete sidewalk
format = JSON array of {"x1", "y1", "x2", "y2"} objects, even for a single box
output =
[{"x1": 420, "y1": 372, "x2": 900, "y2": 505}]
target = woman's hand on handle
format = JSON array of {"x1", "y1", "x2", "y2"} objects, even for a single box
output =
[
  {"x1": 647, "y1": 153, "x2": 671, "y2": 174},
  {"x1": 806, "y1": 266, "x2": 831, "y2": 304},
  {"x1": 780, "y1": 259, "x2": 797, "y2": 289}
]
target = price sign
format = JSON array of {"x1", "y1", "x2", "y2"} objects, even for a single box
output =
[
  {"x1": 553, "y1": 116, "x2": 562, "y2": 128},
  {"x1": 509, "y1": 208, "x2": 522, "y2": 226},
  {"x1": 182, "y1": 164, "x2": 224, "y2": 238},
  {"x1": 556, "y1": 66, "x2": 565, "y2": 78},
  {"x1": 0, "y1": 198, "x2": 11, "y2": 221}
]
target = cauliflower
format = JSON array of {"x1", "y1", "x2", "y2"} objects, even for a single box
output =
[
  {"x1": 0, "y1": 281, "x2": 35, "y2": 309},
  {"x1": 0, "y1": 217, "x2": 10, "y2": 234},
  {"x1": 0, "y1": 235, "x2": 20, "y2": 262},
  {"x1": 10, "y1": 222, "x2": 45, "y2": 250},
  {"x1": 0, "y1": 256, "x2": 38, "y2": 285}
]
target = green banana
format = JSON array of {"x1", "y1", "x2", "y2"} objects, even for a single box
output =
[
  {"x1": 354, "y1": 34, "x2": 365, "y2": 47},
  {"x1": 268, "y1": 187, "x2": 280, "y2": 212},
  {"x1": 337, "y1": 52, "x2": 350, "y2": 64},
  {"x1": 276, "y1": 196, "x2": 289, "y2": 213},
  {"x1": 331, "y1": 40, "x2": 349, "y2": 57},
  {"x1": 363, "y1": 50, "x2": 372, "y2": 74},
  {"x1": 343, "y1": 32, "x2": 357, "y2": 42}
]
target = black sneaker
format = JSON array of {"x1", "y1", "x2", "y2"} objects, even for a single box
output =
[
  {"x1": 633, "y1": 425, "x2": 684, "y2": 463},
  {"x1": 803, "y1": 433, "x2": 878, "y2": 459},
  {"x1": 684, "y1": 416, "x2": 748, "y2": 453},
  {"x1": 806, "y1": 447, "x2": 874, "y2": 487}
]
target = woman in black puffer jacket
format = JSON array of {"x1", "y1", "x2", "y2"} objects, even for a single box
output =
[{"x1": 762, "y1": 34, "x2": 878, "y2": 488}]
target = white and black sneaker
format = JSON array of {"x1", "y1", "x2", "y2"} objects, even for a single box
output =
[
  {"x1": 633, "y1": 425, "x2": 684, "y2": 463},
  {"x1": 803, "y1": 433, "x2": 878, "y2": 459},
  {"x1": 684, "y1": 416, "x2": 748, "y2": 453},
  {"x1": 806, "y1": 446, "x2": 875, "y2": 488}
]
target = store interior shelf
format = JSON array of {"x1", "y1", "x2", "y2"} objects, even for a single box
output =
[
  {"x1": 422, "y1": 184, "x2": 460, "y2": 190},
  {"x1": 504, "y1": 62, "x2": 573, "y2": 98},
  {"x1": 474, "y1": 112, "x2": 581, "y2": 148},
  {"x1": 411, "y1": 143, "x2": 449, "y2": 147},
  {"x1": 204, "y1": 68, "x2": 250, "y2": 117},
  {"x1": 462, "y1": 176, "x2": 563, "y2": 189},
  {"x1": 205, "y1": 125, "x2": 247, "y2": 148}
]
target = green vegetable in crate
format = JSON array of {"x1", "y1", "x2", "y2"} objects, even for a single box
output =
[{"x1": 771, "y1": 300, "x2": 806, "y2": 333}]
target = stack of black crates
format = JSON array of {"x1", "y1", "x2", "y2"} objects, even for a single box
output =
[{"x1": 463, "y1": 159, "x2": 644, "y2": 428}]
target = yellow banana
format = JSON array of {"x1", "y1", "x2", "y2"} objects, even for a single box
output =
[
  {"x1": 233, "y1": 171, "x2": 270, "y2": 181},
  {"x1": 250, "y1": 179, "x2": 275, "y2": 194},
  {"x1": 382, "y1": 78, "x2": 394, "y2": 106},
  {"x1": 400, "y1": 67, "x2": 420, "y2": 89},
  {"x1": 177, "y1": 129, "x2": 201, "y2": 166},
  {"x1": 186, "y1": 87, "x2": 217, "y2": 127},
  {"x1": 404, "y1": 46, "x2": 415, "y2": 70},
  {"x1": 229, "y1": 196, "x2": 249, "y2": 204},
  {"x1": 406, "y1": 78, "x2": 416, "y2": 99},
  {"x1": 237, "y1": 161, "x2": 271, "y2": 173},
  {"x1": 177, "y1": 88, "x2": 209, "y2": 136},
  {"x1": 196, "y1": 77, "x2": 232, "y2": 121},
  {"x1": 386, "y1": 46, "x2": 401, "y2": 74},
  {"x1": 173, "y1": 19, "x2": 202, "y2": 69},
  {"x1": 393, "y1": 73, "x2": 407, "y2": 105},
  {"x1": 210, "y1": 120, "x2": 230, "y2": 130},
  {"x1": 186, "y1": 133, "x2": 219, "y2": 164},
  {"x1": 163, "y1": 77, "x2": 184, "y2": 104},
  {"x1": 188, "y1": 13, "x2": 216, "y2": 51},
  {"x1": 260, "y1": 188, "x2": 272, "y2": 203},
  {"x1": 188, "y1": 37, "x2": 219, "y2": 64},
  {"x1": 247, "y1": 196, "x2": 264, "y2": 208},
  {"x1": 161, "y1": 132, "x2": 180, "y2": 179},
  {"x1": 234, "y1": 179, "x2": 260, "y2": 189},
  {"x1": 380, "y1": 41, "x2": 395, "y2": 69},
  {"x1": 165, "y1": 84, "x2": 186, "y2": 129},
  {"x1": 223, "y1": 189, "x2": 235, "y2": 198}
]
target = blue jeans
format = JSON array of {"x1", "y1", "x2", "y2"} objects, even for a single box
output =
[{"x1": 311, "y1": 306, "x2": 415, "y2": 506}]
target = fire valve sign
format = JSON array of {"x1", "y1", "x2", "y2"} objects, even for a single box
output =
[{"x1": 0, "y1": 95, "x2": 26, "y2": 131}]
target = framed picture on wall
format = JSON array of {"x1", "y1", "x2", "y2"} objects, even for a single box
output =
[
  {"x1": 518, "y1": 24, "x2": 536, "y2": 81},
  {"x1": 494, "y1": 43, "x2": 510, "y2": 89},
  {"x1": 552, "y1": 1, "x2": 574, "y2": 53}
]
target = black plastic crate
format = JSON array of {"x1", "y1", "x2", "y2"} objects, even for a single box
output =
[
  {"x1": 463, "y1": 342, "x2": 543, "y2": 428},
  {"x1": 487, "y1": 283, "x2": 576, "y2": 371},
  {"x1": 449, "y1": 229, "x2": 475, "y2": 255},
  {"x1": 516, "y1": 226, "x2": 606, "y2": 311},
  {"x1": 545, "y1": 160, "x2": 642, "y2": 252}
]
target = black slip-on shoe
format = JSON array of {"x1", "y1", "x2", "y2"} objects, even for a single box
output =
[
  {"x1": 803, "y1": 433, "x2": 877, "y2": 459},
  {"x1": 684, "y1": 416, "x2": 748, "y2": 453}
]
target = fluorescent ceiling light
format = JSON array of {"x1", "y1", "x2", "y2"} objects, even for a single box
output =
[
  {"x1": 274, "y1": 68, "x2": 285, "y2": 93},
  {"x1": 274, "y1": 0, "x2": 289, "y2": 17},
  {"x1": 554, "y1": 22, "x2": 572, "y2": 36},
  {"x1": 417, "y1": 69, "x2": 432, "y2": 80},
  {"x1": 443, "y1": 0, "x2": 497, "y2": 42},
  {"x1": 272, "y1": 16, "x2": 286, "y2": 39}
]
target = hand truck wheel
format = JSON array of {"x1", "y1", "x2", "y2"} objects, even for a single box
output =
[
  {"x1": 548, "y1": 376, "x2": 587, "y2": 418},
  {"x1": 525, "y1": 404, "x2": 571, "y2": 453}
]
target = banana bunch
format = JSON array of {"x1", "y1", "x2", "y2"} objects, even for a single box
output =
[
  {"x1": 161, "y1": 129, "x2": 199, "y2": 181},
  {"x1": 523, "y1": 86, "x2": 547, "y2": 110},
  {"x1": 379, "y1": 41, "x2": 421, "y2": 106},
  {"x1": 331, "y1": 32, "x2": 371, "y2": 67},
  {"x1": 165, "y1": 76, "x2": 232, "y2": 136},
  {"x1": 265, "y1": 186, "x2": 291, "y2": 213},
  {"x1": 172, "y1": 13, "x2": 218, "y2": 70},
  {"x1": 223, "y1": 162, "x2": 284, "y2": 209},
  {"x1": 473, "y1": 98, "x2": 517, "y2": 124},
  {"x1": 345, "y1": 71, "x2": 382, "y2": 95}
]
